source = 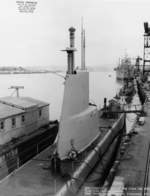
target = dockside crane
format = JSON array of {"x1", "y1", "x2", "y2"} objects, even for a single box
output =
[{"x1": 143, "y1": 22, "x2": 150, "y2": 74}]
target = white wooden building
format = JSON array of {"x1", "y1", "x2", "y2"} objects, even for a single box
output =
[{"x1": 0, "y1": 97, "x2": 49, "y2": 145}]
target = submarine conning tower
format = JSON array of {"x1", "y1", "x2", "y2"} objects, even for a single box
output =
[
  {"x1": 62, "y1": 27, "x2": 77, "y2": 74},
  {"x1": 56, "y1": 26, "x2": 99, "y2": 160}
]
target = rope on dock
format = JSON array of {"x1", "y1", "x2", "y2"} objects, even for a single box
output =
[{"x1": 142, "y1": 142, "x2": 150, "y2": 196}]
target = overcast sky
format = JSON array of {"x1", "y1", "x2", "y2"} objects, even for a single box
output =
[{"x1": 0, "y1": 0, "x2": 150, "y2": 68}]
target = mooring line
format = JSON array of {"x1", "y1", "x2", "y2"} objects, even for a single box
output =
[{"x1": 142, "y1": 142, "x2": 150, "y2": 196}]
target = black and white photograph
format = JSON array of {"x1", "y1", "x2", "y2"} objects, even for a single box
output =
[{"x1": 0, "y1": 0, "x2": 149, "y2": 195}]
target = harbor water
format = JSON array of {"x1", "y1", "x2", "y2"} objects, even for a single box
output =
[
  {"x1": 0, "y1": 71, "x2": 138, "y2": 132},
  {"x1": 0, "y1": 71, "x2": 120, "y2": 119}
]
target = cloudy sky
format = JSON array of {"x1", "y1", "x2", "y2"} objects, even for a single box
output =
[{"x1": 0, "y1": 0, "x2": 150, "y2": 68}]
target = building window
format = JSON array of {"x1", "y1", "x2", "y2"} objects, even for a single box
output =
[
  {"x1": 21, "y1": 115, "x2": 25, "y2": 123},
  {"x1": 39, "y1": 109, "x2": 42, "y2": 117},
  {"x1": 0, "y1": 121, "x2": 4, "y2": 129},
  {"x1": 12, "y1": 118, "x2": 16, "y2": 127}
]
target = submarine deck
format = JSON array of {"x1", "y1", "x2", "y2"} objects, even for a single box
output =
[{"x1": 0, "y1": 117, "x2": 116, "y2": 196}]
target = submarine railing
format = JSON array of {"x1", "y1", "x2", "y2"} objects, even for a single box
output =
[{"x1": 142, "y1": 142, "x2": 150, "y2": 196}]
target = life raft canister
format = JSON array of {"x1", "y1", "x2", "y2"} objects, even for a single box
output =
[{"x1": 68, "y1": 149, "x2": 78, "y2": 160}]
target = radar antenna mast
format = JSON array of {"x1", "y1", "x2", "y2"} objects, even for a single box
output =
[
  {"x1": 81, "y1": 17, "x2": 86, "y2": 70},
  {"x1": 9, "y1": 86, "x2": 24, "y2": 97}
]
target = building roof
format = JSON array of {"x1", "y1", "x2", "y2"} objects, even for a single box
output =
[
  {"x1": 0, "y1": 97, "x2": 49, "y2": 110},
  {"x1": 0, "y1": 102, "x2": 24, "y2": 119},
  {"x1": 21, "y1": 97, "x2": 49, "y2": 108},
  {"x1": 0, "y1": 97, "x2": 49, "y2": 119}
]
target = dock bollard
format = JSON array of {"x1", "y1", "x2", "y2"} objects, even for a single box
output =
[
  {"x1": 17, "y1": 157, "x2": 20, "y2": 168},
  {"x1": 37, "y1": 144, "x2": 39, "y2": 154},
  {"x1": 120, "y1": 146, "x2": 126, "y2": 155},
  {"x1": 51, "y1": 153, "x2": 61, "y2": 174}
]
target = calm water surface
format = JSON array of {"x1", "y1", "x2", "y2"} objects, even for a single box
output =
[{"x1": 0, "y1": 71, "x2": 121, "y2": 120}]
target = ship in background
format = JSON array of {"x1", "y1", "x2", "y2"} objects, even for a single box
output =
[{"x1": 115, "y1": 55, "x2": 134, "y2": 80}]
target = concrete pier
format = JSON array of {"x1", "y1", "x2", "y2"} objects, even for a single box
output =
[{"x1": 108, "y1": 90, "x2": 150, "y2": 195}]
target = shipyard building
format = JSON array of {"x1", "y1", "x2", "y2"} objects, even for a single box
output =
[{"x1": 0, "y1": 97, "x2": 49, "y2": 145}]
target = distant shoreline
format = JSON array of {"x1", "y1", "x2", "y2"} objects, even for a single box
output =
[
  {"x1": 0, "y1": 69, "x2": 114, "y2": 74},
  {"x1": 0, "y1": 66, "x2": 113, "y2": 74},
  {"x1": 0, "y1": 71, "x2": 61, "y2": 74}
]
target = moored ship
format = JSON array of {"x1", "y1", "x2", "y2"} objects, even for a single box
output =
[{"x1": 115, "y1": 55, "x2": 134, "y2": 80}]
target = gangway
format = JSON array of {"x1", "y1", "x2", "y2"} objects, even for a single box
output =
[{"x1": 104, "y1": 104, "x2": 143, "y2": 114}]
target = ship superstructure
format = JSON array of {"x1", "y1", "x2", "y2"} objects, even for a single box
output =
[{"x1": 115, "y1": 55, "x2": 134, "y2": 80}]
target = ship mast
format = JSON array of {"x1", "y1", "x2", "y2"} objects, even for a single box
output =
[
  {"x1": 81, "y1": 17, "x2": 86, "y2": 70},
  {"x1": 62, "y1": 27, "x2": 77, "y2": 74}
]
